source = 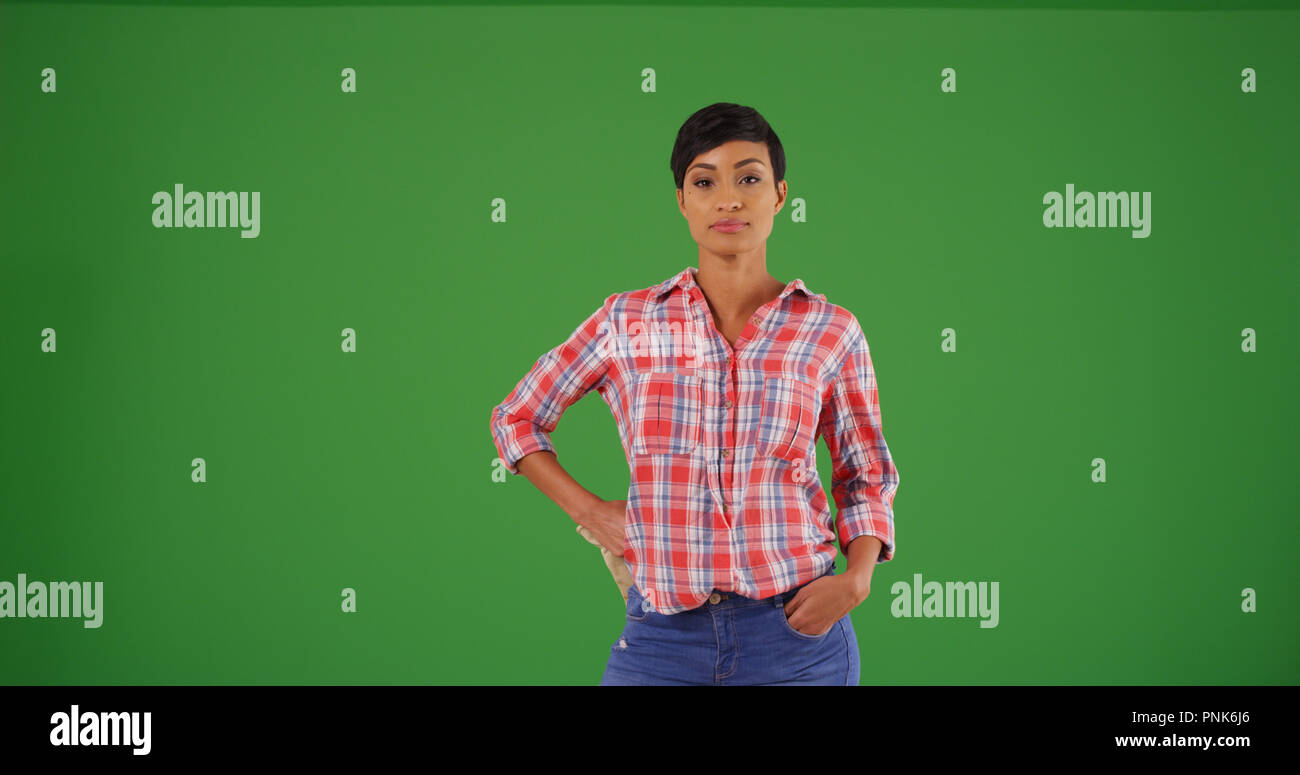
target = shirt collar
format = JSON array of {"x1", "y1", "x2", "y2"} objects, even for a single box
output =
[{"x1": 651, "y1": 265, "x2": 824, "y2": 303}]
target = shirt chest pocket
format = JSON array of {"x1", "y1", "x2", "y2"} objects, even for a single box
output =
[
  {"x1": 631, "y1": 371, "x2": 702, "y2": 456},
  {"x1": 758, "y1": 377, "x2": 820, "y2": 463}
]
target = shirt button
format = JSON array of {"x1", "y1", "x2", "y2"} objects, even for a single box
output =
[
  {"x1": 708, "y1": 592, "x2": 722, "y2": 605},
  {"x1": 722, "y1": 503, "x2": 729, "y2": 512},
  {"x1": 721, "y1": 449, "x2": 730, "y2": 458},
  {"x1": 724, "y1": 399, "x2": 733, "y2": 409}
]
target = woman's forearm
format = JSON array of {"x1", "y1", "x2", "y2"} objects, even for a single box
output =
[
  {"x1": 844, "y1": 535, "x2": 882, "y2": 599},
  {"x1": 514, "y1": 450, "x2": 604, "y2": 524}
]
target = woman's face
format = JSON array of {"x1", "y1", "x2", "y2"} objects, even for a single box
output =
[{"x1": 677, "y1": 139, "x2": 786, "y2": 260}]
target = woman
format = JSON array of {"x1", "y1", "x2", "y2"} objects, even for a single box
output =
[{"x1": 489, "y1": 103, "x2": 901, "y2": 685}]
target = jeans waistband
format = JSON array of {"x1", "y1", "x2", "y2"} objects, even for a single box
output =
[{"x1": 695, "y1": 563, "x2": 837, "y2": 611}]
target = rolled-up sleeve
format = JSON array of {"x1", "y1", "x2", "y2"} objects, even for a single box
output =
[
  {"x1": 490, "y1": 297, "x2": 614, "y2": 475},
  {"x1": 817, "y1": 315, "x2": 900, "y2": 562}
]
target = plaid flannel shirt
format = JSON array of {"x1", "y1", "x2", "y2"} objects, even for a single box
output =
[{"x1": 490, "y1": 266, "x2": 900, "y2": 614}]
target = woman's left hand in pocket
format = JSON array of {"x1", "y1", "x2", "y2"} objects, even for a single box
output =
[{"x1": 783, "y1": 574, "x2": 869, "y2": 636}]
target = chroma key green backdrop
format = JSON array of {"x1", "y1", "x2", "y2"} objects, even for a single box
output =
[{"x1": 1, "y1": 0, "x2": 1296, "y2": 685}]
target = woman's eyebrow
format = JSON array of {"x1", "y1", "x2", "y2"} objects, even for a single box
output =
[{"x1": 687, "y1": 158, "x2": 766, "y2": 173}]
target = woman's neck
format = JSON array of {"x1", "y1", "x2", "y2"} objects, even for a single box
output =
[{"x1": 693, "y1": 258, "x2": 786, "y2": 322}]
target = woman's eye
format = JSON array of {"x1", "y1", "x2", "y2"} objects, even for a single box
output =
[{"x1": 694, "y1": 176, "x2": 760, "y2": 188}]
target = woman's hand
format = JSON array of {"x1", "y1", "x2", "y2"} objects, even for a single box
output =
[
  {"x1": 783, "y1": 574, "x2": 869, "y2": 636},
  {"x1": 575, "y1": 498, "x2": 630, "y2": 557},
  {"x1": 575, "y1": 506, "x2": 634, "y2": 603}
]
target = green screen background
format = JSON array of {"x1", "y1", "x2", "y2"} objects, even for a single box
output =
[{"x1": 1, "y1": 0, "x2": 1296, "y2": 685}]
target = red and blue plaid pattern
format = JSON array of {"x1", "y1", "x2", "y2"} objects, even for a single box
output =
[{"x1": 490, "y1": 266, "x2": 900, "y2": 614}]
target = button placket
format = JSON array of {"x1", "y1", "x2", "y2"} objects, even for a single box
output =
[
  {"x1": 689, "y1": 285, "x2": 753, "y2": 528},
  {"x1": 693, "y1": 288, "x2": 739, "y2": 525},
  {"x1": 721, "y1": 349, "x2": 737, "y2": 521},
  {"x1": 690, "y1": 291, "x2": 728, "y2": 506}
]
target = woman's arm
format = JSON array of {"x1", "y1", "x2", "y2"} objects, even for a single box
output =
[
  {"x1": 843, "y1": 534, "x2": 883, "y2": 600},
  {"x1": 489, "y1": 297, "x2": 614, "y2": 477},
  {"x1": 816, "y1": 314, "x2": 901, "y2": 564},
  {"x1": 489, "y1": 297, "x2": 632, "y2": 598},
  {"x1": 516, "y1": 450, "x2": 602, "y2": 526},
  {"x1": 515, "y1": 451, "x2": 629, "y2": 559}
]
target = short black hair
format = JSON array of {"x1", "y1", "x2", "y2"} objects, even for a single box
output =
[{"x1": 670, "y1": 102, "x2": 785, "y2": 197}]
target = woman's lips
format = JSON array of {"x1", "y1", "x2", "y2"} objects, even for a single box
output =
[{"x1": 711, "y1": 222, "x2": 748, "y2": 233}]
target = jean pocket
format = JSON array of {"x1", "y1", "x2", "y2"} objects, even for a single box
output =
[
  {"x1": 777, "y1": 604, "x2": 836, "y2": 640},
  {"x1": 758, "y1": 377, "x2": 819, "y2": 463},
  {"x1": 631, "y1": 371, "x2": 702, "y2": 456},
  {"x1": 625, "y1": 584, "x2": 652, "y2": 622}
]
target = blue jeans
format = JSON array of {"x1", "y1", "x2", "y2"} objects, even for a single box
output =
[{"x1": 600, "y1": 565, "x2": 861, "y2": 685}]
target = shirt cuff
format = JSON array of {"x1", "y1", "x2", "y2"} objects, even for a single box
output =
[
  {"x1": 499, "y1": 431, "x2": 556, "y2": 475},
  {"x1": 835, "y1": 502, "x2": 896, "y2": 563}
]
